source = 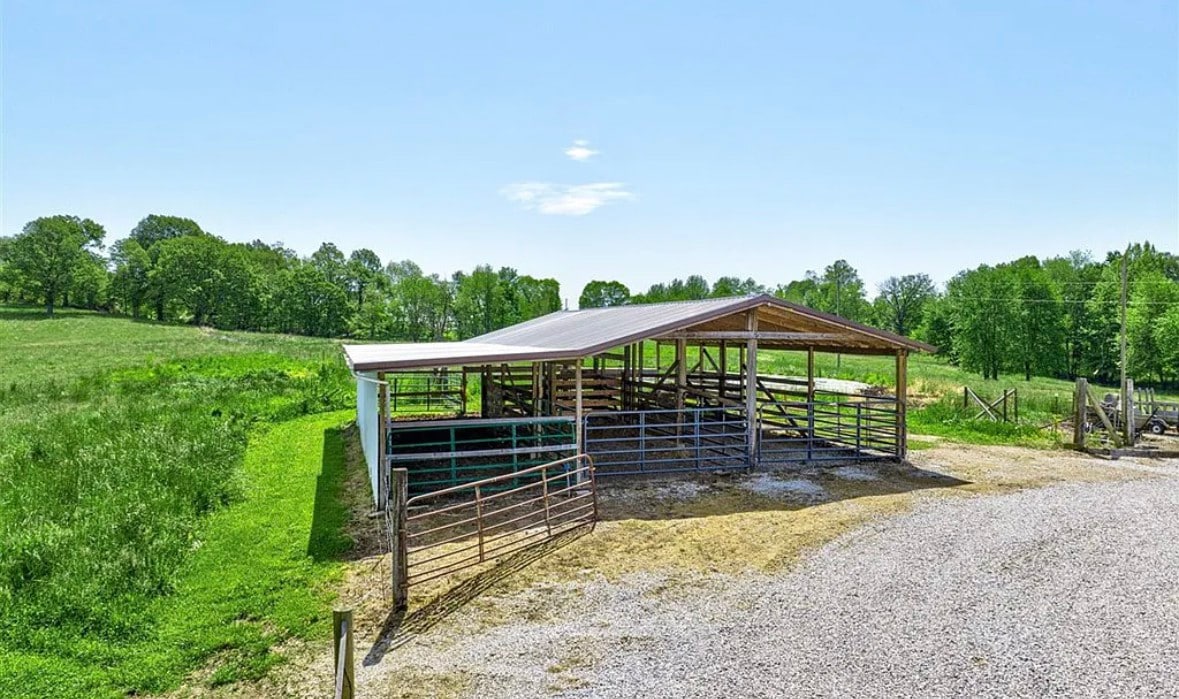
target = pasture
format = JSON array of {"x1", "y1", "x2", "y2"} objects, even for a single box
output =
[{"x1": 0, "y1": 307, "x2": 1171, "y2": 697}]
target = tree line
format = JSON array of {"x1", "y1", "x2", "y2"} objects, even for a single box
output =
[
  {"x1": 2, "y1": 214, "x2": 1177, "y2": 384},
  {"x1": 0, "y1": 214, "x2": 561, "y2": 340}
]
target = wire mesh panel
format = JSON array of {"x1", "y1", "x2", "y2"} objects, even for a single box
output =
[
  {"x1": 583, "y1": 407, "x2": 750, "y2": 476},
  {"x1": 402, "y1": 455, "x2": 596, "y2": 587},
  {"x1": 387, "y1": 416, "x2": 577, "y2": 494},
  {"x1": 758, "y1": 397, "x2": 898, "y2": 462},
  {"x1": 387, "y1": 370, "x2": 465, "y2": 415}
]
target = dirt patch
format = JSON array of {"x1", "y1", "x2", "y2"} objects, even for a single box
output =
[{"x1": 239, "y1": 441, "x2": 1164, "y2": 697}]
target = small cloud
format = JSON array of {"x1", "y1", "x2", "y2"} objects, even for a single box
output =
[
  {"x1": 564, "y1": 139, "x2": 599, "y2": 161},
  {"x1": 501, "y1": 182, "x2": 635, "y2": 216}
]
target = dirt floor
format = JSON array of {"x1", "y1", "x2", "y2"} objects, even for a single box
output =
[{"x1": 180, "y1": 440, "x2": 1175, "y2": 698}]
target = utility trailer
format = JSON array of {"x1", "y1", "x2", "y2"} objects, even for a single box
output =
[
  {"x1": 1087, "y1": 391, "x2": 1178, "y2": 436},
  {"x1": 1134, "y1": 388, "x2": 1179, "y2": 435}
]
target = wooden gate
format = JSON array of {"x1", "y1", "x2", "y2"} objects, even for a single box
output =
[{"x1": 387, "y1": 455, "x2": 596, "y2": 609}]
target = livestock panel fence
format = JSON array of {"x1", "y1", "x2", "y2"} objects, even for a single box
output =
[{"x1": 385, "y1": 455, "x2": 597, "y2": 609}]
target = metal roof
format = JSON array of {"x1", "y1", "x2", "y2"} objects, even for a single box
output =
[{"x1": 343, "y1": 294, "x2": 933, "y2": 372}]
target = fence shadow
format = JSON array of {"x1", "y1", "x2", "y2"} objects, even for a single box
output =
[{"x1": 362, "y1": 525, "x2": 590, "y2": 667}]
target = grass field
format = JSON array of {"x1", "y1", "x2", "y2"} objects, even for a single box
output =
[{"x1": 0, "y1": 308, "x2": 357, "y2": 697}]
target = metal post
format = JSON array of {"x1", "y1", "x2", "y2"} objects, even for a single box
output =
[
  {"x1": 333, "y1": 609, "x2": 354, "y2": 699},
  {"x1": 390, "y1": 468, "x2": 409, "y2": 611}
]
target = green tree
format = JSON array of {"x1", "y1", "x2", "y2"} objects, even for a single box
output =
[
  {"x1": 711, "y1": 276, "x2": 764, "y2": 298},
  {"x1": 452, "y1": 265, "x2": 506, "y2": 338},
  {"x1": 127, "y1": 215, "x2": 208, "y2": 320},
  {"x1": 1153, "y1": 305, "x2": 1179, "y2": 384},
  {"x1": 7, "y1": 215, "x2": 106, "y2": 315},
  {"x1": 154, "y1": 235, "x2": 229, "y2": 325},
  {"x1": 346, "y1": 248, "x2": 383, "y2": 313},
  {"x1": 273, "y1": 264, "x2": 350, "y2": 336},
  {"x1": 1126, "y1": 271, "x2": 1179, "y2": 383},
  {"x1": 109, "y1": 239, "x2": 153, "y2": 317},
  {"x1": 872, "y1": 274, "x2": 935, "y2": 336},
  {"x1": 579, "y1": 280, "x2": 631, "y2": 308},
  {"x1": 1007, "y1": 257, "x2": 1066, "y2": 381},
  {"x1": 947, "y1": 265, "x2": 1016, "y2": 379}
]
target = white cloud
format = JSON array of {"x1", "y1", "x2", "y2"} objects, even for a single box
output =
[
  {"x1": 564, "y1": 139, "x2": 599, "y2": 161},
  {"x1": 501, "y1": 182, "x2": 635, "y2": 216}
]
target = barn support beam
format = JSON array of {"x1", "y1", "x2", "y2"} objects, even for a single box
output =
[
  {"x1": 895, "y1": 350, "x2": 908, "y2": 460},
  {"x1": 745, "y1": 310, "x2": 759, "y2": 464}
]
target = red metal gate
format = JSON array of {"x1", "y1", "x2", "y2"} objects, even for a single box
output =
[{"x1": 387, "y1": 455, "x2": 596, "y2": 608}]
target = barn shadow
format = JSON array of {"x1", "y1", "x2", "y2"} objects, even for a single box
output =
[
  {"x1": 592, "y1": 458, "x2": 970, "y2": 523},
  {"x1": 308, "y1": 425, "x2": 384, "y2": 562}
]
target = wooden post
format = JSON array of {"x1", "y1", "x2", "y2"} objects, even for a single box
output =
[
  {"x1": 390, "y1": 468, "x2": 409, "y2": 611},
  {"x1": 1125, "y1": 378, "x2": 1135, "y2": 445},
  {"x1": 745, "y1": 310, "x2": 759, "y2": 464},
  {"x1": 895, "y1": 350, "x2": 908, "y2": 460},
  {"x1": 333, "y1": 609, "x2": 355, "y2": 699},
  {"x1": 1073, "y1": 378, "x2": 1087, "y2": 447},
  {"x1": 718, "y1": 341, "x2": 727, "y2": 400},
  {"x1": 675, "y1": 338, "x2": 687, "y2": 414},
  {"x1": 574, "y1": 361, "x2": 584, "y2": 470},
  {"x1": 806, "y1": 347, "x2": 816, "y2": 461}
]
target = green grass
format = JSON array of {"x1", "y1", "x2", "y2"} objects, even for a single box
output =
[{"x1": 0, "y1": 307, "x2": 359, "y2": 697}]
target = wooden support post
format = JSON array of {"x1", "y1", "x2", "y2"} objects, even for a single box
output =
[
  {"x1": 745, "y1": 311, "x2": 759, "y2": 464},
  {"x1": 807, "y1": 348, "x2": 816, "y2": 460},
  {"x1": 675, "y1": 337, "x2": 687, "y2": 414},
  {"x1": 574, "y1": 361, "x2": 584, "y2": 452},
  {"x1": 718, "y1": 341, "x2": 727, "y2": 399},
  {"x1": 333, "y1": 609, "x2": 355, "y2": 699},
  {"x1": 1073, "y1": 378, "x2": 1088, "y2": 447},
  {"x1": 390, "y1": 468, "x2": 409, "y2": 611},
  {"x1": 1125, "y1": 378, "x2": 1135, "y2": 444},
  {"x1": 895, "y1": 350, "x2": 908, "y2": 460}
]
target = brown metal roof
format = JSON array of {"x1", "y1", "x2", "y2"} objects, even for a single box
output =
[{"x1": 343, "y1": 294, "x2": 933, "y2": 372}]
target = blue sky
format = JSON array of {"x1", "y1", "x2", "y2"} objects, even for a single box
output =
[{"x1": 3, "y1": 1, "x2": 1176, "y2": 304}]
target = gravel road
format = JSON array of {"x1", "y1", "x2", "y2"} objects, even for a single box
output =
[{"x1": 385, "y1": 470, "x2": 1179, "y2": 698}]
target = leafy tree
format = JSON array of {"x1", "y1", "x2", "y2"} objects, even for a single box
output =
[
  {"x1": 916, "y1": 293, "x2": 954, "y2": 357},
  {"x1": 774, "y1": 276, "x2": 821, "y2": 307},
  {"x1": 310, "y1": 243, "x2": 348, "y2": 288},
  {"x1": 1153, "y1": 305, "x2": 1179, "y2": 384},
  {"x1": 1126, "y1": 271, "x2": 1179, "y2": 383},
  {"x1": 452, "y1": 265, "x2": 506, "y2": 338},
  {"x1": 1007, "y1": 257, "x2": 1065, "y2": 381},
  {"x1": 154, "y1": 235, "x2": 230, "y2": 325},
  {"x1": 1044, "y1": 251, "x2": 1102, "y2": 379},
  {"x1": 127, "y1": 215, "x2": 208, "y2": 320},
  {"x1": 7, "y1": 215, "x2": 106, "y2": 315},
  {"x1": 515, "y1": 275, "x2": 561, "y2": 319},
  {"x1": 872, "y1": 274, "x2": 935, "y2": 336},
  {"x1": 579, "y1": 280, "x2": 631, "y2": 308},
  {"x1": 110, "y1": 239, "x2": 153, "y2": 317},
  {"x1": 947, "y1": 265, "x2": 1016, "y2": 379},
  {"x1": 272, "y1": 264, "x2": 350, "y2": 336},
  {"x1": 346, "y1": 248, "x2": 383, "y2": 313},
  {"x1": 711, "y1": 276, "x2": 764, "y2": 298}
]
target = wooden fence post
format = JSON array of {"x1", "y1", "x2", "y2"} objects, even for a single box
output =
[
  {"x1": 1073, "y1": 378, "x2": 1087, "y2": 448},
  {"x1": 333, "y1": 609, "x2": 354, "y2": 699},
  {"x1": 390, "y1": 468, "x2": 409, "y2": 611}
]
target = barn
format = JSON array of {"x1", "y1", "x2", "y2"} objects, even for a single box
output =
[{"x1": 343, "y1": 293, "x2": 933, "y2": 507}]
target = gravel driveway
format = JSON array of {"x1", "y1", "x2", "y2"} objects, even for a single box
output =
[{"x1": 383, "y1": 469, "x2": 1179, "y2": 698}]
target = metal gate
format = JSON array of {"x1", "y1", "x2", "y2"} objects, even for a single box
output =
[
  {"x1": 758, "y1": 397, "x2": 898, "y2": 462},
  {"x1": 387, "y1": 455, "x2": 596, "y2": 608},
  {"x1": 583, "y1": 407, "x2": 750, "y2": 476}
]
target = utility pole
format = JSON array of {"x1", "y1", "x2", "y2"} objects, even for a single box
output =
[{"x1": 1119, "y1": 248, "x2": 1129, "y2": 442}]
